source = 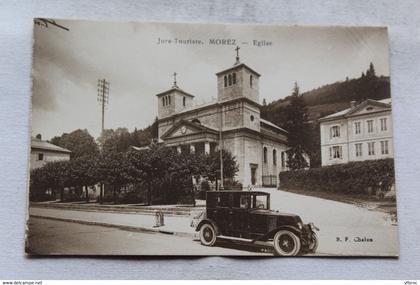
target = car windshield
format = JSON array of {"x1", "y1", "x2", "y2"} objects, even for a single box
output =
[{"x1": 254, "y1": 195, "x2": 268, "y2": 209}]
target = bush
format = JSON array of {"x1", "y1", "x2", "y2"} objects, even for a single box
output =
[
  {"x1": 119, "y1": 191, "x2": 144, "y2": 204},
  {"x1": 279, "y1": 158, "x2": 394, "y2": 195},
  {"x1": 197, "y1": 180, "x2": 210, "y2": 200},
  {"x1": 30, "y1": 192, "x2": 55, "y2": 202},
  {"x1": 223, "y1": 179, "x2": 243, "y2": 190}
]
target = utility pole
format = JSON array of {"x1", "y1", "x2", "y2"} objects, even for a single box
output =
[
  {"x1": 97, "y1": 79, "x2": 109, "y2": 203},
  {"x1": 219, "y1": 104, "x2": 224, "y2": 190},
  {"x1": 97, "y1": 79, "x2": 109, "y2": 133}
]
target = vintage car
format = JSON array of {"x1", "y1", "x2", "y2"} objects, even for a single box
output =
[{"x1": 195, "y1": 190, "x2": 319, "y2": 256}]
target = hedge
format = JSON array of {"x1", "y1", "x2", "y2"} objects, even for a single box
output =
[{"x1": 279, "y1": 158, "x2": 394, "y2": 195}]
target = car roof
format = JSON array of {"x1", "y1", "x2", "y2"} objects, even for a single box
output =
[{"x1": 207, "y1": 190, "x2": 269, "y2": 195}]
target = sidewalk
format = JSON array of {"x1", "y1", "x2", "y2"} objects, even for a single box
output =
[
  {"x1": 29, "y1": 206, "x2": 200, "y2": 237},
  {"x1": 30, "y1": 200, "x2": 205, "y2": 216}
]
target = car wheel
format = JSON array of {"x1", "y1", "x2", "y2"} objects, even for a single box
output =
[
  {"x1": 273, "y1": 230, "x2": 301, "y2": 256},
  {"x1": 199, "y1": 223, "x2": 217, "y2": 246},
  {"x1": 307, "y1": 233, "x2": 318, "y2": 253}
]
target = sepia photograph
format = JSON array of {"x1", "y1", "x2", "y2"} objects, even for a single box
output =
[{"x1": 26, "y1": 20, "x2": 398, "y2": 256}]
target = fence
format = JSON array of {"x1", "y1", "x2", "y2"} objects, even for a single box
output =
[{"x1": 262, "y1": 175, "x2": 277, "y2": 187}]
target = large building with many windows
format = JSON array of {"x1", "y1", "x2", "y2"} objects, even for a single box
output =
[
  {"x1": 156, "y1": 53, "x2": 289, "y2": 188},
  {"x1": 319, "y1": 98, "x2": 393, "y2": 166}
]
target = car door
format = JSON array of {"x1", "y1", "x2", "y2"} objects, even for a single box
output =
[
  {"x1": 215, "y1": 193, "x2": 232, "y2": 235},
  {"x1": 230, "y1": 194, "x2": 252, "y2": 238}
]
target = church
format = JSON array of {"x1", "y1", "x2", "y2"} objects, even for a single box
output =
[{"x1": 155, "y1": 48, "x2": 289, "y2": 188}]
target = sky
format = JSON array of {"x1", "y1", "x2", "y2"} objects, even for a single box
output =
[{"x1": 31, "y1": 20, "x2": 389, "y2": 140}]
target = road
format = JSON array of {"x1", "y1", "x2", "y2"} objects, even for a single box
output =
[
  {"x1": 26, "y1": 188, "x2": 399, "y2": 256},
  {"x1": 26, "y1": 217, "x2": 271, "y2": 256},
  {"x1": 265, "y1": 188, "x2": 399, "y2": 256}
]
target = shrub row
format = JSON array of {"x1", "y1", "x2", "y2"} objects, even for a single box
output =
[{"x1": 279, "y1": 158, "x2": 394, "y2": 195}]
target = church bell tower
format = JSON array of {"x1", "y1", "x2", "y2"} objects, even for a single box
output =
[
  {"x1": 216, "y1": 46, "x2": 260, "y2": 103},
  {"x1": 156, "y1": 72, "x2": 194, "y2": 119}
]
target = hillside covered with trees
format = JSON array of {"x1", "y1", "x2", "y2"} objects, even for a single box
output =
[{"x1": 262, "y1": 63, "x2": 391, "y2": 167}]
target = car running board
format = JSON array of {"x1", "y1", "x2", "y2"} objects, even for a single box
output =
[{"x1": 218, "y1": 235, "x2": 271, "y2": 246}]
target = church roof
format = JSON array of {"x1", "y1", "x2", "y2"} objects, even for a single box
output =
[
  {"x1": 31, "y1": 137, "x2": 71, "y2": 153},
  {"x1": 215, "y1": 62, "x2": 261, "y2": 77},
  {"x1": 155, "y1": 85, "x2": 194, "y2": 98},
  {"x1": 260, "y1": 119, "x2": 288, "y2": 134},
  {"x1": 158, "y1": 97, "x2": 261, "y2": 121}
]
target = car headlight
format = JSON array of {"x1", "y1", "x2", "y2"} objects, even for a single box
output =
[
  {"x1": 297, "y1": 222, "x2": 303, "y2": 230},
  {"x1": 309, "y1": 222, "x2": 319, "y2": 231}
]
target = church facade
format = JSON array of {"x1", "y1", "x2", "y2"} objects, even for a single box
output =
[{"x1": 155, "y1": 55, "x2": 289, "y2": 188}]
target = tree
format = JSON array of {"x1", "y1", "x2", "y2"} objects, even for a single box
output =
[
  {"x1": 284, "y1": 82, "x2": 309, "y2": 170},
  {"x1": 42, "y1": 160, "x2": 71, "y2": 201},
  {"x1": 67, "y1": 155, "x2": 99, "y2": 202},
  {"x1": 202, "y1": 150, "x2": 239, "y2": 183},
  {"x1": 50, "y1": 129, "x2": 99, "y2": 159},
  {"x1": 164, "y1": 152, "x2": 197, "y2": 205},
  {"x1": 151, "y1": 117, "x2": 159, "y2": 141},
  {"x1": 126, "y1": 146, "x2": 226, "y2": 205},
  {"x1": 262, "y1": 98, "x2": 267, "y2": 106},
  {"x1": 366, "y1": 62, "x2": 376, "y2": 78},
  {"x1": 98, "y1": 128, "x2": 132, "y2": 154},
  {"x1": 97, "y1": 150, "x2": 130, "y2": 204},
  {"x1": 126, "y1": 145, "x2": 178, "y2": 205},
  {"x1": 29, "y1": 167, "x2": 49, "y2": 201}
]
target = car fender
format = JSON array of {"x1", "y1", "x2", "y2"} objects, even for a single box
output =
[
  {"x1": 266, "y1": 225, "x2": 302, "y2": 240},
  {"x1": 195, "y1": 218, "x2": 220, "y2": 235}
]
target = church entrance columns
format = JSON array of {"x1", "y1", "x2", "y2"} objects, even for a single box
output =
[
  {"x1": 190, "y1": 144, "x2": 196, "y2": 154},
  {"x1": 169, "y1": 141, "x2": 217, "y2": 155},
  {"x1": 204, "y1": 142, "x2": 210, "y2": 155}
]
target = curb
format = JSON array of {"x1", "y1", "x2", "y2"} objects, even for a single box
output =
[
  {"x1": 29, "y1": 204, "x2": 202, "y2": 217},
  {"x1": 29, "y1": 214, "x2": 197, "y2": 238}
]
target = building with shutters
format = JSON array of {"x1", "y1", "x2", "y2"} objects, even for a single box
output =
[{"x1": 319, "y1": 98, "x2": 393, "y2": 166}]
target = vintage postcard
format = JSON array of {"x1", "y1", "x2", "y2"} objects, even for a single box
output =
[{"x1": 27, "y1": 19, "x2": 398, "y2": 256}]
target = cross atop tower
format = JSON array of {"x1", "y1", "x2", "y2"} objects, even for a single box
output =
[
  {"x1": 173, "y1": 72, "x2": 177, "y2": 87},
  {"x1": 235, "y1": 46, "x2": 240, "y2": 64}
]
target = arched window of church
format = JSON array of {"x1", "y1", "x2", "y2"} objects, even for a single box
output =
[
  {"x1": 162, "y1": 97, "x2": 165, "y2": 106},
  {"x1": 168, "y1": 95, "x2": 171, "y2": 105},
  {"x1": 224, "y1": 75, "x2": 227, "y2": 87},
  {"x1": 273, "y1": 149, "x2": 277, "y2": 165},
  {"x1": 263, "y1": 147, "x2": 268, "y2": 164},
  {"x1": 250, "y1": 75, "x2": 253, "y2": 87},
  {"x1": 232, "y1": 73, "x2": 236, "y2": 84},
  {"x1": 164, "y1": 96, "x2": 168, "y2": 106},
  {"x1": 183, "y1": 96, "x2": 186, "y2": 107},
  {"x1": 228, "y1": 74, "x2": 232, "y2": 86}
]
